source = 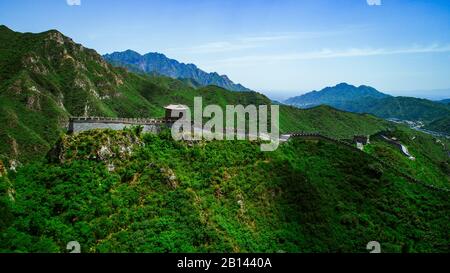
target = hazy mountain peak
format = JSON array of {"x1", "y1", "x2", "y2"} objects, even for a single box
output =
[
  {"x1": 124, "y1": 49, "x2": 141, "y2": 55},
  {"x1": 221, "y1": 75, "x2": 231, "y2": 81},
  {"x1": 106, "y1": 49, "x2": 141, "y2": 57},
  {"x1": 284, "y1": 83, "x2": 450, "y2": 135},
  {"x1": 103, "y1": 50, "x2": 251, "y2": 92},
  {"x1": 0, "y1": 25, "x2": 13, "y2": 32},
  {"x1": 335, "y1": 82, "x2": 352, "y2": 88},
  {"x1": 285, "y1": 83, "x2": 390, "y2": 108}
]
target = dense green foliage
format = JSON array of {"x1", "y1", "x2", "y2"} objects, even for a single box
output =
[
  {"x1": 1, "y1": 25, "x2": 448, "y2": 254},
  {"x1": 0, "y1": 25, "x2": 391, "y2": 164},
  {"x1": 343, "y1": 96, "x2": 450, "y2": 124},
  {"x1": 285, "y1": 82, "x2": 450, "y2": 135},
  {"x1": 364, "y1": 127, "x2": 450, "y2": 189},
  {"x1": 278, "y1": 105, "x2": 390, "y2": 139},
  {"x1": 425, "y1": 116, "x2": 450, "y2": 135},
  {"x1": 0, "y1": 129, "x2": 448, "y2": 253}
]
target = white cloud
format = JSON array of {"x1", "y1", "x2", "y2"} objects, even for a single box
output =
[
  {"x1": 209, "y1": 44, "x2": 450, "y2": 66},
  {"x1": 67, "y1": 0, "x2": 81, "y2": 6},
  {"x1": 239, "y1": 34, "x2": 299, "y2": 43},
  {"x1": 169, "y1": 41, "x2": 259, "y2": 54},
  {"x1": 165, "y1": 30, "x2": 358, "y2": 54},
  {"x1": 367, "y1": 0, "x2": 381, "y2": 6},
  {"x1": 165, "y1": 34, "x2": 295, "y2": 54}
]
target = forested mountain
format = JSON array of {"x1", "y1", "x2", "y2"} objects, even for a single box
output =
[
  {"x1": 285, "y1": 83, "x2": 450, "y2": 134},
  {"x1": 103, "y1": 50, "x2": 251, "y2": 92},
  {"x1": 1, "y1": 128, "x2": 448, "y2": 253},
  {"x1": 0, "y1": 26, "x2": 390, "y2": 164},
  {"x1": 285, "y1": 83, "x2": 390, "y2": 108},
  {"x1": 0, "y1": 26, "x2": 448, "y2": 253}
]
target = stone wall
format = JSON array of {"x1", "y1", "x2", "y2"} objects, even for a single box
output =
[{"x1": 69, "y1": 117, "x2": 170, "y2": 134}]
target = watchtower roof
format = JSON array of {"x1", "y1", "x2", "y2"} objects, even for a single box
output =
[{"x1": 164, "y1": 104, "x2": 189, "y2": 110}]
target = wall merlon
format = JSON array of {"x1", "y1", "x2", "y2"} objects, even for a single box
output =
[{"x1": 68, "y1": 116, "x2": 174, "y2": 134}]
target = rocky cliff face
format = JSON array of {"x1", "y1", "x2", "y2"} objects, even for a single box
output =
[
  {"x1": 0, "y1": 26, "x2": 154, "y2": 163},
  {"x1": 103, "y1": 50, "x2": 251, "y2": 92},
  {"x1": 0, "y1": 26, "x2": 267, "y2": 164},
  {"x1": 0, "y1": 25, "x2": 394, "y2": 166},
  {"x1": 48, "y1": 129, "x2": 142, "y2": 165}
]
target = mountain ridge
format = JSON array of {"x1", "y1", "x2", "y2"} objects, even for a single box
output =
[
  {"x1": 285, "y1": 82, "x2": 391, "y2": 108},
  {"x1": 103, "y1": 49, "x2": 251, "y2": 92},
  {"x1": 437, "y1": 98, "x2": 450, "y2": 104},
  {"x1": 0, "y1": 25, "x2": 391, "y2": 164},
  {"x1": 0, "y1": 25, "x2": 449, "y2": 254},
  {"x1": 284, "y1": 83, "x2": 450, "y2": 134}
]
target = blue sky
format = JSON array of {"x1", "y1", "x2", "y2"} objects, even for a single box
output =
[{"x1": 1, "y1": 0, "x2": 450, "y2": 100}]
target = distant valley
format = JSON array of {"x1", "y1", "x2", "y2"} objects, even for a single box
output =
[{"x1": 285, "y1": 83, "x2": 450, "y2": 135}]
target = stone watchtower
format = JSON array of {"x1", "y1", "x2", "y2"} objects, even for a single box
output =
[
  {"x1": 164, "y1": 104, "x2": 189, "y2": 121},
  {"x1": 353, "y1": 135, "x2": 370, "y2": 145},
  {"x1": 353, "y1": 135, "x2": 370, "y2": 150}
]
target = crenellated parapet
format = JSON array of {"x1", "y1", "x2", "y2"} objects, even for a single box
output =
[
  {"x1": 69, "y1": 117, "x2": 169, "y2": 125},
  {"x1": 68, "y1": 116, "x2": 172, "y2": 133}
]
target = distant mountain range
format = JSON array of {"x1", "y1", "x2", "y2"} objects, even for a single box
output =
[
  {"x1": 285, "y1": 83, "x2": 390, "y2": 108},
  {"x1": 103, "y1": 50, "x2": 251, "y2": 92},
  {"x1": 0, "y1": 25, "x2": 390, "y2": 163},
  {"x1": 438, "y1": 98, "x2": 450, "y2": 104},
  {"x1": 285, "y1": 83, "x2": 450, "y2": 134},
  {"x1": 2, "y1": 25, "x2": 450, "y2": 254},
  {"x1": 0, "y1": 26, "x2": 263, "y2": 163}
]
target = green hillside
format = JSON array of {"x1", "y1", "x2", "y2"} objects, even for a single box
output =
[
  {"x1": 364, "y1": 127, "x2": 450, "y2": 189},
  {"x1": 425, "y1": 116, "x2": 450, "y2": 135},
  {"x1": 278, "y1": 105, "x2": 390, "y2": 139},
  {"x1": 0, "y1": 25, "x2": 448, "y2": 254},
  {"x1": 331, "y1": 96, "x2": 450, "y2": 136},
  {"x1": 0, "y1": 129, "x2": 448, "y2": 253},
  {"x1": 0, "y1": 26, "x2": 391, "y2": 164},
  {"x1": 285, "y1": 83, "x2": 450, "y2": 135},
  {"x1": 347, "y1": 96, "x2": 450, "y2": 123}
]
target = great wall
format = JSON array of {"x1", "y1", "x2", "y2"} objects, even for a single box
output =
[
  {"x1": 68, "y1": 117, "x2": 449, "y2": 193},
  {"x1": 68, "y1": 117, "x2": 170, "y2": 134},
  {"x1": 286, "y1": 133, "x2": 449, "y2": 193}
]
